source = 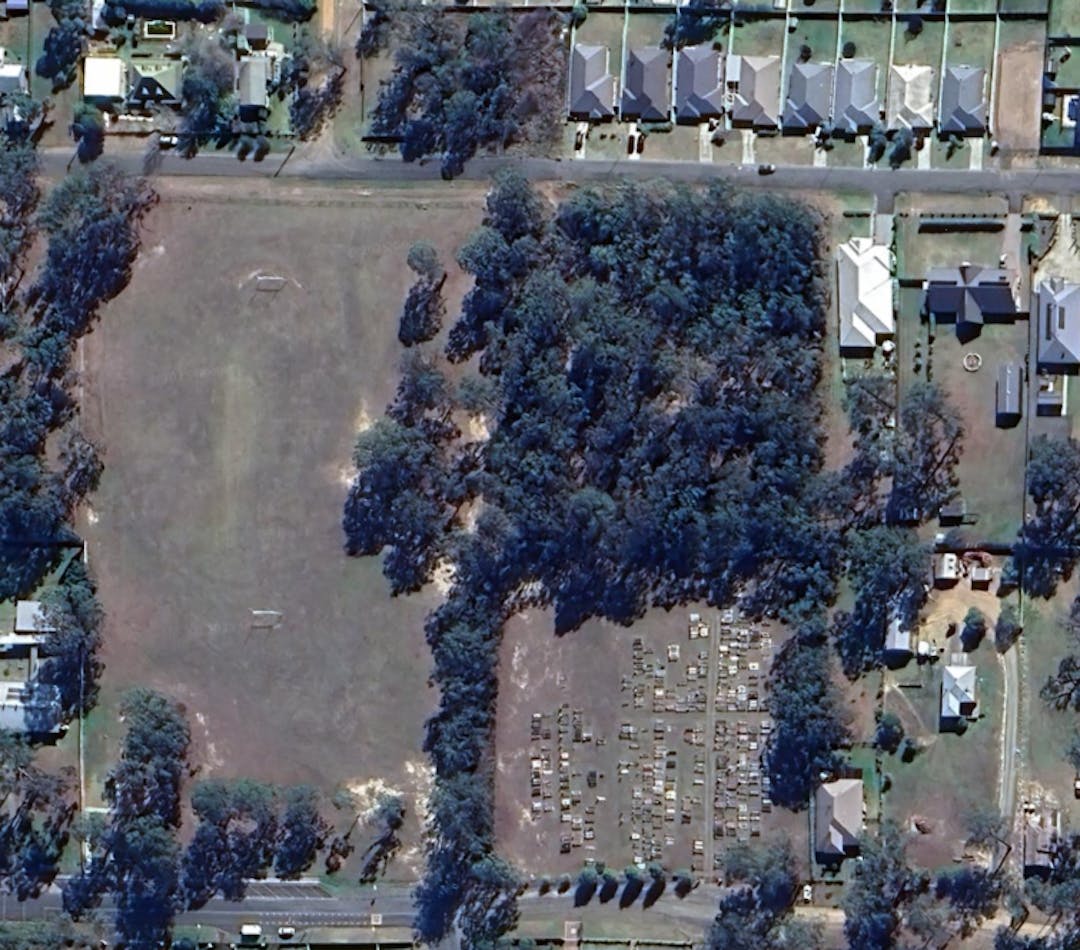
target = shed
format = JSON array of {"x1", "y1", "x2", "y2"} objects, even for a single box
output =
[
  {"x1": 14, "y1": 600, "x2": 55, "y2": 635},
  {"x1": 884, "y1": 614, "x2": 913, "y2": 664},
  {"x1": 933, "y1": 552, "x2": 960, "y2": 587},
  {"x1": 971, "y1": 566, "x2": 992, "y2": 589},
  {"x1": 0, "y1": 61, "x2": 27, "y2": 97},
  {"x1": 996, "y1": 362, "x2": 1023, "y2": 427},
  {"x1": 5, "y1": 0, "x2": 27, "y2": 14},
  {"x1": 237, "y1": 56, "x2": 269, "y2": 120}
]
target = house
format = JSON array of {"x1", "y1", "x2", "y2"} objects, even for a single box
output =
[
  {"x1": 621, "y1": 47, "x2": 669, "y2": 122},
  {"x1": 127, "y1": 59, "x2": 182, "y2": 108},
  {"x1": 939, "y1": 65, "x2": 986, "y2": 136},
  {"x1": 783, "y1": 62, "x2": 833, "y2": 132},
  {"x1": 5, "y1": 0, "x2": 28, "y2": 15},
  {"x1": 14, "y1": 600, "x2": 55, "y2": 635},
  {"x1": 836, "y1": 237, "x2": 894, "y2": 355},
  {"x1": 814, "y1": 777, "x2": 864, "y2": 863},
  {"x1": 1023, "y1": 811, "x2": 1060, "y2": 879},
  {"x1": 0, "y1": 681, "x2": 63, "y2": 737},
  {"x1": 568, "y1": 43, "x2": 615, "y2": 121},
  {"x1": 971, "y1": 566, "x2": 992, "y2": 589},
  {"x1": 674, "y1": 45, "x2": 724, "y2": 123},
  {"x1": 887, "y1": 63, "x2": 934, "y2": 132},
  {"x1": 83, "y1": 55, "x2": 127, "y2": 103},
  {"x1": 1036, "y1": 278, "x2": 1080, "y2": 372},
  {"x1": 833, "y1": 59, "x2": 879, "y2": 135},
  {"x1": 884, "y1": 613, "x2": 913, "y2": 664},
  {"x1": 0, "y1": 62, "x2": 26, "y2": 98},
  {"x1": 237, "y1": 56, "x2": 270, "y2": 121},
  {"x1": 923, "y1": 265, "x2": 1018, "y2": 339},
  {"x1": 725, "y1": 54, "x2": 780, "y2": 130},
  {"x1": 940, "y1": 664, "x2": 977, "y2": 728},
  {"x1": 996, "y1": 362, "x2": 1023, "y2": 427},
  {"x1": 933, "y1": 552, "x2": 960, "y2": 587}
]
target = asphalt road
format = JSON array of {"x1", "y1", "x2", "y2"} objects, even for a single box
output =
[{"x1": 34, "y1": 147, "x2": 1080, "y2": 209}]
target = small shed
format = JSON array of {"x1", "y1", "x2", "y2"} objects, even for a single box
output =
[
  {"x1": 939, "y1": 497, "x2": 966, "y2": 526},
  {"x1": 14, "y1": 600, "x2": 55, "y2": 635},
  {"x1": 971, "y1": 566, "x2": 992, "y2": 589},
  {"x1": 996, "y1": 362, "x2": 1023, "y2": 427},
  {"x1": 933, "y1": 552, "x2": 960, "y2": 587}
]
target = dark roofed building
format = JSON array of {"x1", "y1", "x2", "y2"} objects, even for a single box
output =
[
  {"x1": 245, "y1": 22, "x2": 269, "y2": 49},
  {"x1": 924, "y1": 265, "x2": 1018, "y2": 339},
  {"x1": 725, "y1": 54, "x2": 780, "y2": 130},
  {"x1": 127, "y1": 60, "x2": 181, "y2": 108},
  {"x1": 996, "y1": 362, "x2": 1023, "y2": 427},
  {"x1": 621, "y1": 46, "x2": 669, "y2": 122},
  {"x1": 1036, "y1": 278, "x2": 1080, "y2": 372},
  {"x1": 939, "y1": 65, "x2": 986, "y2": 136},
  {"x1": 674, "y1": 45, "x2": 724, "y2": 123},
  {"x1": 568, "y1": 43, "x2": 615, "y2": 121},
  {"x1": 833, "y1": 59, "x2": 879, "y2": 134},
  {"x1": 783, "y1": 61, "x2": 833, "y2": 131}
]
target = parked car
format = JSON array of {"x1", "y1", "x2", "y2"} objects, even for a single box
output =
[
  {"x1": 757, "y1": 163, "x2": 776, "y2": 175},
  {"x1": 277, "y1": 927, "x2": 296, "y2": 941},
  {"x1": 158, "y1": 133, "x2": 179, "y2": 148}
]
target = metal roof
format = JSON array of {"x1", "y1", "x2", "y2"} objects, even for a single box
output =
[
  {"x1": 568, "y1": 43, "x2": 615, "y2": 120},
  {"x1": 621, "y1": 46, "x2": 669, "y2": 122},
  {"x1": 674, "y1": 45, "x2": 724, "y2": 122},
  {"x1": 783, "y1": 61, "x2": 833, "y2": 131}
]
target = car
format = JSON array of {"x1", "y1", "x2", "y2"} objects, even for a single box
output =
[
  {"x1": 158, "y1": 134, "x2": 179, "y2": 148},
  {"x1": 757, "y1": 163, "x2": 776, "y2": 175},
  {"x1": 802, "y1": 884, "x2": 813, "y2": 904},
  {"x1": 277, "y1": 927, "x2": 296, "y2": 941}
]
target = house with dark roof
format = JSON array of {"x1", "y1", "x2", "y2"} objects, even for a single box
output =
[
  {"x1": 923, "y1": 265, "x2": 1018, "y2": 340},
  {"x1": 887, "y1": 63, "x2": 934, "y2": 132},
  {"x1": 783, "y1": 61, "x2": 833, "y2": 132},
  {"x1": 621, "y1": 46, "x2": 669, "y2": 122},
  {"x1": 568, "y1": 43, "x2": 615, "y2": 121},
  {"x1": 725, "y1": 54, "x2": 780, "y2": 130},
  {"x1": 814, "y1": 777, "x2": 864, "y2": 864},
  {"x1": 996, "y1": 362, "x2": 1023, "y2": 427},
  {"x1": 833, "y1": 59, "x2": 879, "y2": 135},
  {"x1": 127, "y1": 59, "x2": 182, "y2": 108},
  {"x1": 1036, "y1": 278, "x2": 1080, "y2": 372},
  {"x1": 674, "y1": 45, "x2": 724, "y2": 123},
  {"x1": 939, "y1": 65, "x2": 986, "y2": 136}
]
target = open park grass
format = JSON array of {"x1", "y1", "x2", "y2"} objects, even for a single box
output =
[{"x1": 79, "y1": 181, "x2": 488, "y2": 874}]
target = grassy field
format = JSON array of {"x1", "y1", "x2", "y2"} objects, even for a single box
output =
[
  {"x1": 729, "y1": 15, "x2": 788, "y2": 58},
  {"x1": 1023, "y1": 598, "x2": 1080, "y2": 827},
  {"x1": 79, "y1": 181, "x2": 488, "y2": 877},
  {"x1": 624, "y1": 11, "x2": 668, "y2": 49},
  {"x1": 944, "y1": 18, "x2": 997, "y2": 73},
  {"x1": 1049, "y1": 0, "x2": 1080, "y2": 37},
  {"x1": 891, "y1": 17, "x2": 946, "y2": 70},
  {"x1": 882, "y1": 642, "x2": 1003, "y2": 871},
  {"x1": 786, "y1": 15, "x2": 838, "y2": 64}
]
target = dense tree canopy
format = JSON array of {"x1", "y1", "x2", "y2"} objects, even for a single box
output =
[
  {"x1": 1018, "y1": 435, "x2": 1080, "y2": 595},
  {"x1": 345, "y1": 175, "x2": 839, "y2": 944}
]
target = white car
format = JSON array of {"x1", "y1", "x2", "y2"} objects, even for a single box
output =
[
  {"x1": 277, "y1": 927, "x2": 296, "y2": 941},
  {"x1": 158, "y1": 134, "x2": 179, "y2": 148},
  {"x1": 802, "y1": 884, "x2": 813, "y2": 904}
]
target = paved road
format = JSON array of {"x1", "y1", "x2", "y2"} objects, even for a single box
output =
[
  {"x1": 998, "y1": 645, "x2": 1021, "y2": 863},
  {"x1": 33, "y1": 147, "x2": 1080, "y2": 208}
]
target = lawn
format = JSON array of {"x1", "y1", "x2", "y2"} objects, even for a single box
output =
[
  {"x1": 881, "y1": 644, "x2": 1003, "y2": 871},
  {"x1": 944, "y1": 17, "x2": 997, "y2": 73},
  {"x1": 623, "y1": 10, "x2": 668, "y2": 49},
  {"x1": 891, "y1": 16, "x2": 945, "y2": 71},
  {"x1": 895, "y1": 216, "x2": 1005, "y2": 278},
  {"x1": 1022, "y1": 599, "x2": 1080, "y2": 827},
  {"x1": 1049, "y1": 0, "x2": 1080, "y2": 37},
  {"x1": 754, "y1": 134, "x2": 815, "y2": 166},
  {"x1": 1001, "y1": 0, "x2": 1048, "y2": 14},
  {"x1": 729, "y1": 14, "x2": 788, "y2": 58},
  {"x1": 574, "y1": 10, "x2": 627, "y2": 76},
  {"x1": 80, "y1": 180, "x2": 489, "y2": 880},
  {"x1": 785, "y1": 14, "x2": 838, "y2": 66},
  {"x1": 948, "y1": 0, "x2": 998, "y2": 12}
]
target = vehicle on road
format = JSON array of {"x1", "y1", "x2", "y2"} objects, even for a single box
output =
[
  {"x1": 277, "y1": 927, "x2": 295, "y2": 940},
  {"x1": 758, "y1": 163, "x2": 776, "y2": 175}
]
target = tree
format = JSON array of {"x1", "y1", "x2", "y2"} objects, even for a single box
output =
[
  {"x1": 36, "y1": 0, "x2": 86, "y2": 91},
  {"x1": 842, "y1": 41, "x2": 856, "y2": 58},
  {"x1": 799, "y1": 43, "x2": 812, "y2": 63},
  {"x1": 935, "y1": 866, "x2": 1001, "y2": 935},
  {"x1": 887, "y1": 127, "x2": 913, "y2": 170},
  {"x1": 70, "y1": 105, "x2": 104, "y2": 164},
  {"x1": 398, "y1": 242, "x2": 446, "y2": 346},
  {"x1": 275, "y1": 785, "x2": 329, "y2": 878},
  {"x1": 1066, "y1": 729, "x2": 1080, "y2": 772},
  {"x1": 906, "y1": 15, "x2": 923, "y2": 37},
  {"x1": 995, "y1": 604, "x2": 1021, "y2": 653},
  {"x1": 961, "y1": 607, "x2": 987, "y2": 651},
  {"x1": 841, "y1": 823, "x2": 913, "y2": 950},
  {"x1": 874, "y1": 712, "x2": 904, "y2": 754},
  {"x1": 574, "y1": 866, "x2": 598, "y2": 906}
]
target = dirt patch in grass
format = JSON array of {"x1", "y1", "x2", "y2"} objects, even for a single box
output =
[
  {"x1": 995, "y1": 42, "x2": 1045, "y2": 153},
  {"x1": 79, "y1": 181, "x2": 488, "y2": 877}
]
